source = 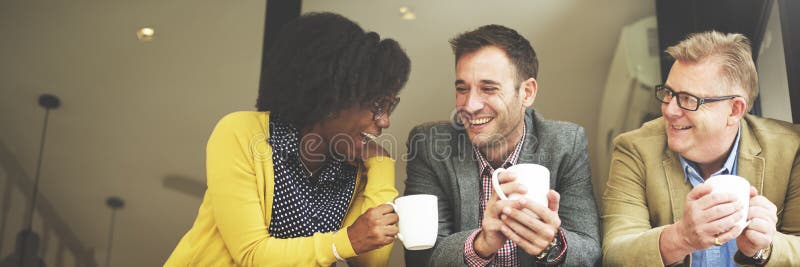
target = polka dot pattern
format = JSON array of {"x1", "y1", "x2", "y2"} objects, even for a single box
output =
[{"x1": 267, "y1": 117, "x2": 357, "y2": 238}]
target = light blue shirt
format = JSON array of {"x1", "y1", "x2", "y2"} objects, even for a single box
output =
[{"x1": 678, "y1": 127, "x2": 742, "y2": 267}]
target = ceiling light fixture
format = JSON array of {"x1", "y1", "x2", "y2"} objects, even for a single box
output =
[
  {"x1": 104, "y1": 196, "x2": 125, "y2": 267},
  {"x1": 399, "y1": 6, "x2": 416, "y2": 20},
  {"x1": 136, "y1": 27, "x2": 155, "y2": 42},
  {"x1": 12, "y1": 94, "x2": 60, "y2": 266}
]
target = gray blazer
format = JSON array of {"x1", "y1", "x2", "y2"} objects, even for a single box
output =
[{"x1": 404, "y1": 109, "x2": 601, "y2": 266}]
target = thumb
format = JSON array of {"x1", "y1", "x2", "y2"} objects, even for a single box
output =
[
  {"x1": 547, "y1": 190, "x2": 560, "y2": 212},
  {"x1": 687, "y1": 183, "x2": 713, "y2": 201},
  {"x1": 749, "y1": 186, "x2": 758, "y2": 198}
]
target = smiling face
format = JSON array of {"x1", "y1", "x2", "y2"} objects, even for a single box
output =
[
  {"x1": 308, "y1": 99, "x2": 392, "y2": 163},
  {"x1": 455, "y1": 46, "x2": 536, "y2": 153},
  {"x1": 662, "y1": 59, "x2": 746, "y2": 165}
]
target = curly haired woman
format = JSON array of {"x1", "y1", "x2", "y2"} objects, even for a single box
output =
[{"x1": 165, "y1": 12, "x2": 410, "y2": 266}]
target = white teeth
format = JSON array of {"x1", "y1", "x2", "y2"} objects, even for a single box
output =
[
  {"x1": 469, "y1": 117, "x2": 492, "y2": 125},
  {"x1": 361, "y1": 132, "x2": 378, "y2": 140},
  {"x1": 672, "y1": 125, "x2": 692, "y2": 130}
]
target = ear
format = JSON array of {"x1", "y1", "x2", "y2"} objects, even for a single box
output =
[
  {"x1": 727, "y1": 96, "x2": 747, "y2": 126},
  {"x1": 519, "y1": 77, "x2": 538, "y2": 108}
]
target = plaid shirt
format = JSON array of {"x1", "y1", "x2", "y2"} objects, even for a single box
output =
[{"x1": 463, "y1": 125, "x2": 526, "y2": 267}]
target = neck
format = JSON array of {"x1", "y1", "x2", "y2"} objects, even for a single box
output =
[
  {"x1": 480, "y1": 123, "x2": 524, "y2": 167},
  {"x1": 299, "y1": 129, "x2": 327, "y2": 174},
  {"x1": 695, "y1": 127, "x2": 739, "y2": 180}
]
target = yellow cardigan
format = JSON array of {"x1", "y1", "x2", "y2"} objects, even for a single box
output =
[{"x1": 165, "y1": 111, "x2": 398, "y2": 266}]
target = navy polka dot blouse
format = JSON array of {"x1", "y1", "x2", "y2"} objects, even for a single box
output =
[{"x1": 267, "y1": 117, "x2": 358, "y2": 238}]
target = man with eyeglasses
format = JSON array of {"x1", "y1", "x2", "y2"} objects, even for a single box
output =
[
  {"x1": 404, "y1": 25, "x2": 601, "y2": 266},
  {"x1": 603, "y1": 31, "x2": 800, "y2": 266}
]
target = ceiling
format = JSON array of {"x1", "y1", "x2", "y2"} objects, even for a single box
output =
[{"x1": 0, "y1": 0, "x2": 654, "y2": 266}]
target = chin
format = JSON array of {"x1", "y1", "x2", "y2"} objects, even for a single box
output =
[
  {"x1": 667, "y1": 140, "x2": 689, "y2": 156},
  {"x1": 467, "y1": 134, "x2": 486, "y2": 148}
]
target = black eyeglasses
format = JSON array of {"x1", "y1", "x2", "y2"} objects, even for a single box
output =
[
  {"x1": 654, "y1": 85, "x2": 739, "y2": 111},
  {"x1": 371, "y1": 97, "x2": 400, "y2": 121}
]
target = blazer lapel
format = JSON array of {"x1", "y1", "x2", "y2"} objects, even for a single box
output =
[
  {"x1": 452, "y1": 132, "x2": 481, "y2": 229},
  {"x1": 518, "y1": 109, "x2": 540, "y2": 165},
  {"x1": 737, "y1": 119, "x2": 766, "y2": 192},
  {"x1": 663, "y1": 151, "x2": 690, "y2": 222},
  {"x1": 516, "y1": 109, "x2": 539, "y2": 266}
]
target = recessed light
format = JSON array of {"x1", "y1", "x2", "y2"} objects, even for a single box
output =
[
  {"x1": 136, "y1": 27, "x2": 155, "y2": 42},
  {"x1": 399, "y1": 6, "x2": 416, "y2": 20}
]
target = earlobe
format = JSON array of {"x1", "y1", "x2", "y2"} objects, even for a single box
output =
[{"x1": 728, "y1": 98, "x2": 747, "y2": 126}]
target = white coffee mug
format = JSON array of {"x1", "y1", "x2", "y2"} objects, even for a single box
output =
[
  {"x1": 387, "y1": 194, "x2": 438, "y2": 250},
  {"x1": 705, "y1": 175, "x2": 751, "y2": 234},
  {"x1": 491, "y1": 163, "x2": 550, "y2": 209}
]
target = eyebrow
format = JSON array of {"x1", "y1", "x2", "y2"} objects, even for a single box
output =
[
  {"x1": 665, "y1": 85, "x2": 700, "y2": 97},
  {"x1": 454, "y1": 79, "x2": 502, "y2": 86}
]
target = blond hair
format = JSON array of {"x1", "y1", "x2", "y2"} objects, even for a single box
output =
[{"x1": 665, "y1": 31, "x2": 758, "y2": 111}]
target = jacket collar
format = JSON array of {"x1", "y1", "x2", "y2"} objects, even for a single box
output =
[{"x1": 518, "y1": 108, "x2": 540, "y2": 164}]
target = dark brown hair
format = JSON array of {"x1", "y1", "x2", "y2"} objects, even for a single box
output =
[{"x1": 450, "y1": 24, "x2": 538, "y2": 83}]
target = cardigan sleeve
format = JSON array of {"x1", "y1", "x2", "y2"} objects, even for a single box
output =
[
  {"x1": 345, "y1": 156, "x2": 399, "y2": 267},
  {"x1": 204, "y1": 112, "x2": 396, "y2": 266}
]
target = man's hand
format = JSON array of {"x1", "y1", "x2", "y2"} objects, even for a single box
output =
[
  {"x1": 474, "y1": 172, "x2": 527, "y2": 258},
  {"x1": 660, "y1": 184, "x2": 746, "y2": 264},
  {"x1": 498, "y1": 190, "x2": 561, "y2": 256},
  {"x1": 737, "y1": 186, "x2": 778, "y2": 257}
]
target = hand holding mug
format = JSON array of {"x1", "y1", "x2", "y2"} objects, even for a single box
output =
[
  {"x1": 675, "y1": 175, "x2": 749, "y2": 251},
  {"x1": 500, "y1": 190, "x2": 562, "y2": 256},
  {"x1": 475, "y1": 172, "x2": 526, "y2": 257},
  {"x1": 737, "y1": 186, "x2": 777, "y2": 257},
  {"x1": 348, "y1": 204, "x2": 399, "y2": 254},
  {"x1": 491, "y1": 164, "x2": 550, "y2": 217}
]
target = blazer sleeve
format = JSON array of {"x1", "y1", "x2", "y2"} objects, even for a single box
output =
[
  {"x1": 205, "y1": 113, "x2": 395, "y2": 267},
  {"x1": 746, "y1": 148, "x2": 800, "y2": 267},
  {"x1": 404, "y1": 125, "x2": 475, "y2": 266},
  {"x1": 602, "y1": 134, "x2": 671, "y2": 266},
  {"x1": 553, "y1": 126, "x2": 602, "y2": 266}
]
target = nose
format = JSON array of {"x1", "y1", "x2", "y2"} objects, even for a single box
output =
[
  {"x1": 662, "y1": 96, "x2": 683, "y2": 117},
  {"x1": 463, "y1": 89, "x2": 484, "y2": 113},
  {"x1": 376, "y1": 113, "x2": 391, "y2": 129}
]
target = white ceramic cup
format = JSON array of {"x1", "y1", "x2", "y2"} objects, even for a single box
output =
[
  {"x1": 705, "y1": 174, "x2": 751, "y2": 234},
  {"x1": 387, "y1": 194, "x2": 438, "y2": 250},
  {"x1": 491, "y1": 163, "x2": 550, "y2": 214}
]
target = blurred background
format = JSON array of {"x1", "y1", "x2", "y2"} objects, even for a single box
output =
[{"x1": 0, "y1": 0, "x2": 797, "y2": 266}]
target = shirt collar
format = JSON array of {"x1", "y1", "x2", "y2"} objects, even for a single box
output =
[
  {"x1": 474, "y1": 123, "x2": 527, "y2": 176},
  {"x1": 268, "y1": 117, "x2": 344, "y2": 183}
]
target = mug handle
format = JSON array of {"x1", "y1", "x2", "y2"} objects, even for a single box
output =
[
  {"x1": 491, "y1": 168, "x2": 509, "y2": 200},
  {"x1": 386, "y1": 202, "x2": 405, "y2": 243}
]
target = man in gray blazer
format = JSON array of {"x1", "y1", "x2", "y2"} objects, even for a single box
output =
[{"x1": 404, "y1": 25, "x2": 601, "y2": 266}]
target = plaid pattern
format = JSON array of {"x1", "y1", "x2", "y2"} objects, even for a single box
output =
[
  {"x1": 464, "y1": 229, "x2": 492, "y2": 266},
  {"x1": 463, "y1": 125, "x2": 526, "y2": 266}
]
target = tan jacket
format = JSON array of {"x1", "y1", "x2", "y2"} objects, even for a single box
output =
[{"x1": 602, "y1": 115, "x2": 800, "y2": 266}]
